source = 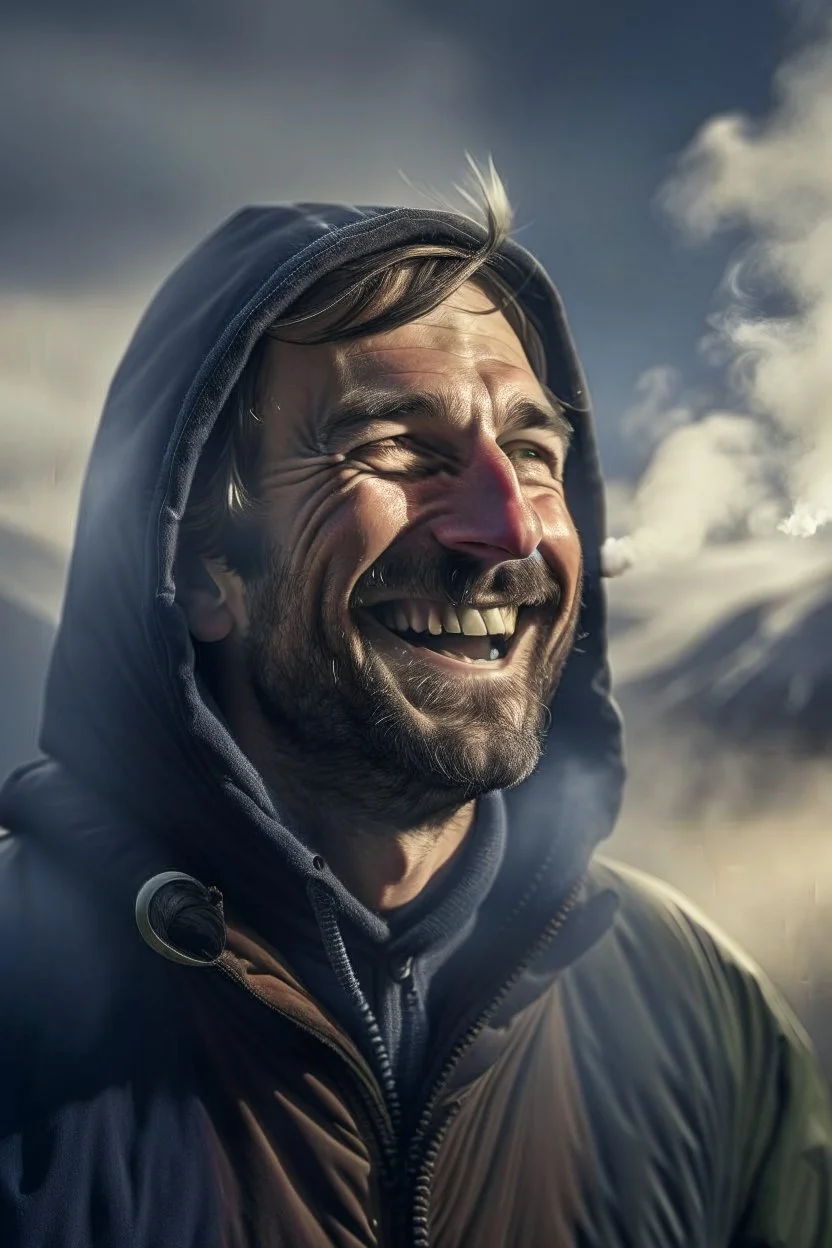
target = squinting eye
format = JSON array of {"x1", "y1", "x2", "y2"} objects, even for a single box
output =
[
  {"x1": 353, "y1": 437, "x2": 409, "y2": 457},
  {"x1": 506, "y1": 445, "x2": 562, "y2": 474},
  {"x1": 373, "y1": 436, "x2": 417, "y2": 450},
  {"x1": 373, "y1": 438, "x2": 424, "y2": 459},
  {"x1": 353, "y1": 437, "x2": 440, "y2": 472}
]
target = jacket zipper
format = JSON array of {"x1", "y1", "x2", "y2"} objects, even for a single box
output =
[
  {"x1": 307, "y1": 879, "x2": 404, "y2": 1144},
  {"x1": 398, "y1": 979, "x2": 421, "y2": 1103},
  {"x1": 403, "y1": 874, "x2": 585, "y2": 1248},
  {"x1": 215, "y1": 870, "x2": 585, "y2": 1246}
]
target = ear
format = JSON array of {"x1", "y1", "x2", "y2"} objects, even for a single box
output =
[{"x1": 178, "y1": 558, "x2": 244, "y2": 643}]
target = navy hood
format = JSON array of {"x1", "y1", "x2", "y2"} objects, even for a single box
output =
[{"x1": 1, "y1": 202, "x2": 624, "y2": 930}]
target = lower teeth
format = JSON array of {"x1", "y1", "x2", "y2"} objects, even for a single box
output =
[
  {"x1": 435, "y1": 647, "x2": 502, "y2": 663},
  {"x1": 374, "y1": 618, "x2": 507, "y2": 662}
]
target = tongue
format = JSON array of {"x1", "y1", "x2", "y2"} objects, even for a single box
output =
[{"x1": 409, "y1": 632, "x2": 494, "y2": 660}]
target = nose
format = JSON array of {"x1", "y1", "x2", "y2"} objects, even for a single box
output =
[{"x1": 430, "y1": 443, "x2": 543, "y2": 564}]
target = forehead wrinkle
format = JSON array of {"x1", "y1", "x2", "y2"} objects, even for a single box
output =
[
  {"x1": 343, "y1": 331, "x2": 527, "y2": 372},
  {"x1": 340, "y1": 301, "x2": 528, "y2": 362}
]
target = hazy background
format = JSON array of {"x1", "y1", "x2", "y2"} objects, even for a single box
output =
[{"x1": 1, "y1": 0, "x2": 830, "y2": 1078}]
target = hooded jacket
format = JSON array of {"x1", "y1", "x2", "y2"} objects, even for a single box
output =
[{"x1": 1, "y1": 202, "x2": 830, "y2": 1248}]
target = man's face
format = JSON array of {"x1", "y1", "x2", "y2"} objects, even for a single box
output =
[{"x1": 210, "y1": 281, "x2": 583, "y2": 816}]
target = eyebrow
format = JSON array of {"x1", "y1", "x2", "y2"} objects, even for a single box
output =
[{"x1": 315, "y1": 386, "x2": 574, "y2": 454}]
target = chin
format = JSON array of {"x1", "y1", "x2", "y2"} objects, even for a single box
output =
[{"x1": 370, "y1": 706, "x2": 547, "y2": 797}]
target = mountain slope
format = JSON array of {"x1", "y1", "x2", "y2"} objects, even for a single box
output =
[
  {"x1": 622, "y1": 573, "x2": 832, "y2": 752},
  {"x1": 608, "y1": 539, "x2": 832, "y2": 755},
  {"x1": 0, "y1": 594, "x2": 54, "y2": 782}
]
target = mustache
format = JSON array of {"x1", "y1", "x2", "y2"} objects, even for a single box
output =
[{"x1": 352, "y1": 549, "x2": 561, "y2": 610}]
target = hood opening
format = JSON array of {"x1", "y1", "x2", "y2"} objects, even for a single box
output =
[{"x1": 1, "y1": 201, "x2": 624, "y2": 932}]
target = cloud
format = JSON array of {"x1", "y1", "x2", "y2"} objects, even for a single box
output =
[
  {"x1": 620, "y1": 365, "x2": 691, "y2": 449},
  {"x1": 608, "y1": 30, "x2": 832, "y2": 571},
  {"x1": 0, "y1": 0, "x2": 481, "y2": 553},
  {"x1": 0, "y1": 290, "x2": 144, "y2": 547},
  {"x1": 604, "y1": 411, "x2": 780, "y2": 577}
]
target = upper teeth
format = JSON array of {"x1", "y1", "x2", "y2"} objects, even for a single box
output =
[{"x1": 378, "y1": 599, "x2": 518, "y2": 637}]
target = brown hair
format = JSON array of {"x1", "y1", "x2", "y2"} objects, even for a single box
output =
[{"x1": 180, "y1": 158, "x2": 546, "y2": 579}]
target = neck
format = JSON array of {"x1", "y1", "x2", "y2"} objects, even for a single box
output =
[
  {"x1": 309, "y1": 804, "x2": 476, "y2": 912},
  {"x1": 213, "y1": 658, "x2": 478, "y2": 912},
  {"x1": 259, "y1": 738, "x2": 477, "y2": 912}
]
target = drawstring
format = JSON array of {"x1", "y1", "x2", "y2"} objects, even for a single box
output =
[
  {"x1": 135, "y1": 872, "x2": 226, "y2": 966},
  {"x1": 306, "y1": 878, "x2": 402, "y2": 1131},
  {"x1": 137, "y1": 870, "x2": 403, "y2": 1133}
]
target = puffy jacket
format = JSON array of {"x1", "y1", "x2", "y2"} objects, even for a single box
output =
[
  {"x1": 1, "y1": 779, "x2": 830, "y2": 1246},
  {"x1": 1, "y1": 200, "x2": 830, "y2": 1246}
]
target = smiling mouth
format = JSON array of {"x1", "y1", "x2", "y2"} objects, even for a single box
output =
[{"x1": 358, "y1": 598, "x2": 538, "y2": 667}]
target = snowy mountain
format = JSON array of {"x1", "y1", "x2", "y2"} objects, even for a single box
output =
[
  {"x1": 0, "y1": 525, "x2": 61, "y2": 780},
  {"x1": 621, "y1": 573, "x2": 832, "y2": 752},
  {"x1": 0, "y1": 593, "x2": 54, "y2": 781},
  {"x1": 605, "y1": 540, "x2": 832, "y2": 1084},
  {"x1": 608, "y1": 539, "x2": 832, "y2": 756}
]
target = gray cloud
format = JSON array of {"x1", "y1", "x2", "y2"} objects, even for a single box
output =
[
  {"x1": 0, "y1": 289, "x2": 143, "y2": 548},
  {"x1": 0, "y1": 1, "x2": 479, "y2": 290},
  {"x1": 0, "y1": 0, "x2": 485, "y2": 547}
]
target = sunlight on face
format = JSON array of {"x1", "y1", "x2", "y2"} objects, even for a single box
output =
[{"x1": 211, "y1": 283, "x2": 583, "y2": 814}]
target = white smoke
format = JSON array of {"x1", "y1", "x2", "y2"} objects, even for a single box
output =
[
  {"x1": 778, "y1": 501, "x2": 832, "y2": 537},
  {"x1": 605, "y1": 33, "x2": 832, "y2": 575}
]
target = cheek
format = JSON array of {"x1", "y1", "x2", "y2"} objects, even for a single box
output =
[
  {"x1": 331, "y1": 481, "x2": 410, "y2": 567},
  {"x1": 350, "y1": 480, "x2": 411, "y2": 541},
  {"x1": 284, "y1": 479, "x2": 411, "y2": 597},
  {"x1": 536, "y1": 495, "x2": 583, "y2": 587},
  {"x1": 550, "y1": 512, "x2": 581, "y2": 557}
]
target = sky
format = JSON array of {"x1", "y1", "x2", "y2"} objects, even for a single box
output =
[{"x1": 1, "y1": 0, "x2": 829, "y2": 556}]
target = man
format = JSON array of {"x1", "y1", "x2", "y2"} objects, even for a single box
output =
[{"x1": 0, "y1": 163, "x2": 830, "y2": 1247}]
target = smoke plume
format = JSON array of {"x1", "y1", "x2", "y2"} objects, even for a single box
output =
[{"x1": 604, "y1": 32, "x2": 832, "y2": 575}]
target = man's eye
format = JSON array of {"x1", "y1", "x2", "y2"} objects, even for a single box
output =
[
  {"x1": 358, "y1": 437, "x2": 431, "y2": 461},
  {"x1": 372, "y1": 437, "x2": 412, "y2": 452},
  {"x1": 353, "y1": 438, "x2": 561, "y2": 479},
  {"x1": 506, "y1": 444, "x2": 563, "y2": 476}
]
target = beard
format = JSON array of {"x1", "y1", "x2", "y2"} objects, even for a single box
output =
[{"x1": 240, "y1": 544, "x2": 581, "y2": 831}]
